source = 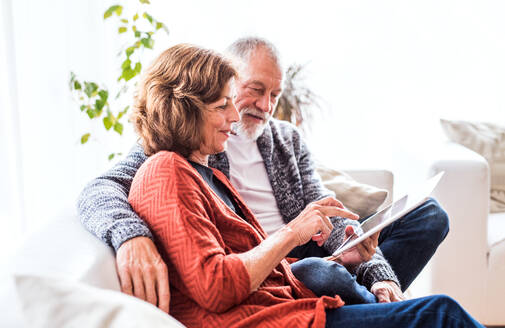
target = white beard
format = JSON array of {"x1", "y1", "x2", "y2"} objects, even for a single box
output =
[{"x1": 232, "y1": 107, "x2": 270, "y2": 140}]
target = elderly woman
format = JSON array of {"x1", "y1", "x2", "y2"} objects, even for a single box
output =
[{"x1": 128, "y1": 44, "x2": 482, "y2": 328}]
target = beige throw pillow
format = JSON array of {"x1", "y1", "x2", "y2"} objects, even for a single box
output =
[
  {"x1": 316, "y1": 165, "x2": 388, "y2": 219},
  {"x1": 440, "y1": 119, "x2": 505, "y2": 213},
  {"x1": 14, "y1": 274, "x2": 186, "y2": 328}
]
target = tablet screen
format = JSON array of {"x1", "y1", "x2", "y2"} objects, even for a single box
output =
[{"x1": 360, "y1": 194, "x2": 408, "y2": 233}]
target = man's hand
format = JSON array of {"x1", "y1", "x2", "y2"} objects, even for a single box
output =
[
  {"x1": 116, "y1": 236, "x2": 170, "y2": 313},
  {"x1": 370, "y1": 280, "x2": 406, "y2": 303},
  {"x1": 332, "y1": 226, "x2": 380, "y2": 270}
]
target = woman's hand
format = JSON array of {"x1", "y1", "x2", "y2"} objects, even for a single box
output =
[{"x1": 287, "y1": 197, "x2": 359, "y2": 247}]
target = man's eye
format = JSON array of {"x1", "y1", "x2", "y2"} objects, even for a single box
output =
[{"x1": 217, "y1": 104, "x2": 227, "y2": 110}]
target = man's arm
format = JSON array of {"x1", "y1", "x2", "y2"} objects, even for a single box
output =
[
  {"x1": 292, "y1": 129, "x2": 401, "y2": 292},
  {"x1": 77, "y1": 143, "x2": 170, "y2": 312},
  {"x1": 323, "y1": 217, "x2": 400, "y2": 289},
  {"x1": 77, "y1": 143, "x2": 151, "y2": 251}
]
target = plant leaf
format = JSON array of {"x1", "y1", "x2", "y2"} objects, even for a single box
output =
[
  {"x1": 117, "y1": 105, "x2": 130, "y2": 120},
  {"x1": 98, "y1": 89, "x2": 108, "y2": 102},
  {"x1": 95, "y1": 98, "x2": 105, "y2": 111},
  {"x1": 104, "y1": 5, "x2": 120, "y2": 19},
  {"x1": 80, "y1": 105, "x2": 86, "y2": 112},
  {"x1": 133, "y1": 13, "x2": 139, "y2": 21},
  {"x1": 86, "y1": 108, "x2": 98, "y2": 119},
  {"x1": 103, "y1": 116, "x2": 113, "y2": 130},
  {"x1": 121, "y1": 59, "x2": 131, "y2": 70},
  {"x1": 114, "y1": 122, "x2": 123, "y2": 135},
  {"x1": 108, "y1": 153, "x2": 115, "y2": 161},
  {"x1": 156, "y1": 22, "x2": 163, "y2": 30},
  {"x1": 125, "y1": 46, "x2": 135, "y2": 57},
  {"x1": 120, "y1": 68, "x2": 136, "y2": 81},
  {"x1": 73, "y1": 80, "x2": 81, "y2": 90},
  {"x1": 143, "y1": 12, "x2": 153, "y2": 23},
  {"x1": 120, "y1": 18, "x2": 128, "y2": 24},
  {"x1": 81, "y1": 133, "x2": 90, "y2": 144},
  {"x1": 140, "y1": 37, "x2": 154, "y2": 49},
  {"x1": 118, "y1": 26, "x2": 127, "y2": 34},
  {"x1": 84, "y1": 82, "x2": 98, "y2": 98},
  {"x1": 139, "y1": 0, "x2": 150, "y2": 4},
  {"x1": 134, "y1": 62, "x2": 142, "y2": 74},
  {"x1": 115, "y1": 6, "x2": 123, "y2": 16}
]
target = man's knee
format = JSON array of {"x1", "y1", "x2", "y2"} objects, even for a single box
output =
[
  {"x1": 290, "y1": 257, "x2": 353, "y2": 296},
  {"x1": 423, "y1": 198, "x2": 450, "y2": 242},
  {"x1": 414, "y1": 295, "x2": 480, "y2": 327},
  {"x1": 426, "y1": 294, "x2": 466, "y2": 315}
]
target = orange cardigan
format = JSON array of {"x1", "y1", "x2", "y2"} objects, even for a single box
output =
[{"x1": 128, "y1": 151, "x2": 343, "y2": 327}]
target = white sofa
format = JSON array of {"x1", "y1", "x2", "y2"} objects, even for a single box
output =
[
  {"x1": 1, "y1": 170, "x2": 394, "y2": 328},
  {"x1": 425, "y1": 142, "x2": 505, "y2": 326}
]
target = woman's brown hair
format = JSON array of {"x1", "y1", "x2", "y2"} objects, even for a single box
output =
[{"x1": 131, "y1": 44, "x2": 236, "y2": 157}]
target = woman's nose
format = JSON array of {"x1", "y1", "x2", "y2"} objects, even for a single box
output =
[{"x1": 228, "y1": 102, "x2": 240, "y2": 122}]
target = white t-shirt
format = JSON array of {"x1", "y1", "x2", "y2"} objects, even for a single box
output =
[{"x1": 226, "y1": 134, "x2": 286, "y2": 235}]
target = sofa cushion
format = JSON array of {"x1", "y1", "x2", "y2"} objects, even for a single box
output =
[
  {"x1": 316, "y1": 164, "x2": 389, "y2": 219},
  {"x1": 440, "y1": 119, "x2": 505, "y2": 213},
  {"x1": 15, "y1": 274, "x2": 185, "y2": 328}
]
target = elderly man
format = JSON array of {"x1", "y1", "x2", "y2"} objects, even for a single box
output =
[{"x1": 77, "y1": 37, "x2": 449, "y2": 313}]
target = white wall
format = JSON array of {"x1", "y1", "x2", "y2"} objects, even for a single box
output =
[{"x1": 1, "y1": 0, "x2": 504, "y2": 262}]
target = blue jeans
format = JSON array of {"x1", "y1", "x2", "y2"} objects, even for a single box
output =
[
  {"x1": 377, "y1": 198, "x2": 449, "y2": 290},
  {"x1": 291, "y1": 257, "x2": 377, "y2": 304},
  {"x1": 325, "y1": 295, "x2": 483, "y2": 328},
  {"x1": 289, "y1": 198, "x2": 449, "y2": 301}
]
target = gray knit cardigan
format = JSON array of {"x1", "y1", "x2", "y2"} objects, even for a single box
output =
[{"x1": 77, "y1": 118, "x2": 399, "y2": 289}]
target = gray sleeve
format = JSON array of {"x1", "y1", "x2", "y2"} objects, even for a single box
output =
[
  {"x1": 323, "y1": 217, "x2": 400, "y2": 290},
  {"x1": 76, "y1": 143, "x2": 152, "y2": 252},
  {"x1": 285, "y1": 122, "x2": 400, "y2": 290},
  {"x1": 294, "y1": 131, "x2": 334, "y2": 205}
]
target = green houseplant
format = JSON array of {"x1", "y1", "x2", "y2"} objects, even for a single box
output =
[
  {"x1": 70, "y1": 2, "x2": 320, "y2": 158},
  {"x1": 69, "y1": 0, "x2": 168, "y2": 160},
  {"x1": 274, "y1": 63, "x2": 321, "y2": 129}
]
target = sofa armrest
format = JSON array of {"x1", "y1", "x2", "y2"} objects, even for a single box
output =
[
  {"x1": 428, "y1": 141, "x2": 490, "y2": 250},
  {"x1": 427, "y1": 141, "x2": 490, "y2": 301},
  {"x1": 11, "y1": 208, "x2": 121, "y2": 291}
]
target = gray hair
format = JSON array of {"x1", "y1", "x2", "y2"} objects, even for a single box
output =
[{"x1": 226, "y1": 36, "x2": 283, "y2": 73}]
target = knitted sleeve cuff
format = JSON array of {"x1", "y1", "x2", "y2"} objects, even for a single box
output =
[
  {"x1": 110, "y1": 220, "x2": 154, "y2": 253},
  {"x1": 356, "y1": 259, "x2": 400, "y2": 290}
]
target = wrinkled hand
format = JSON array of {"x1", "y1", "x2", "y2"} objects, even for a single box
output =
[
  {"x1": 116, "y1": 236, "x2": 170, "y2": 313},
  {"x1": 287, "y1": 197, "x2": 359, "y2": 247},
  {"x1": 339, "y1": 226, "x2": 380, "y2": 267},
  {"x1": 371, "y1": 280, "x2": 406, "y2": 303}
]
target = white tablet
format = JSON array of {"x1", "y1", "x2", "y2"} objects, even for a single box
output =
[{"x1": 331, "y1": 171, "x2": 445, "y2": 257}]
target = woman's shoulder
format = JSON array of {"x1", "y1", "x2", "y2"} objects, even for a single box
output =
[{"x1": 138, "y1": 151, "x2": 195, "y2": 180}]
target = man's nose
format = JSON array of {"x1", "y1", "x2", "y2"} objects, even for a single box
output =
[{"x1": 255, "y1": 94, "x2": 271, "y2": 113}]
